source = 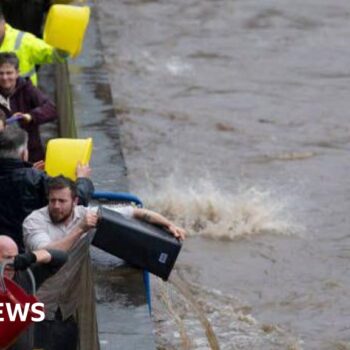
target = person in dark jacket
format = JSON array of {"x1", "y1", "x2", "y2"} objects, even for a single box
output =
[
  {"x1": 0, "y1": 0, "x2": 52, "y2": 38},
  {"x1": 0, "y1": 126, "x2": 94, "y2": 252},
  {"x1": 0, "y1": 52, "x2": 57, "y2": 162},
  {"x1": 0, "y1": 235, "x2": 68, "y2": 350}
]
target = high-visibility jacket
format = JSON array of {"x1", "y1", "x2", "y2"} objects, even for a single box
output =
[{"x1": 0, "y1": 24, "x2": 66, "y2": 85}]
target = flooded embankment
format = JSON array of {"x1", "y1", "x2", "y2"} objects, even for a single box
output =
[
  {"x1": 63, "y1": 2, "x2": 156, "y2": 349},
  {"x1": 94, "y1": 0, "x2": 350, "y2": 349}
]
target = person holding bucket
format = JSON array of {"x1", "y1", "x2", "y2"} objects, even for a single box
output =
[
  {"x1": 0, "y1": 126, "x2": 94, "y2": 252},
  {"x1": 22, "y1": 175, "x2": 185, "y2": 350},
  {"x1": 0, "y1": 235, "x2": 68, "y2": 350},
  {"x1": 0, "y1": 9, "x2": 67, "y2": 86},
  {"x1": 0, "y1": 52, "x2": 58, "y2": 162}
]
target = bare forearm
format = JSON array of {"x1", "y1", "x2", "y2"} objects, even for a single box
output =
[
  {"x1": 134, "y1": 208, "x2": 171, "y2": 228},
  {"x1": 33, "y1": 249, "x2": 51, "y2": 263},
  {"x1": 133, "y1": 208, "x2": 186, "y2": 240},
  {"x1": 43, "y1": 226, "x2": 84, "y2": 251}
]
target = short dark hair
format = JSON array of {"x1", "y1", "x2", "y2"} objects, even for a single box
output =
[
  {"x1": 47, "y1": 176, "x2": 77, "y2": 199},
  {"x1": 0, "y1": 52, "x2": 19, "y2": 70},
  {"x1": 0, "y1": 126, "x2": 27, "y2": 158},
  {"x1": 0, "y1": 10, "x2": 4, "y2": 22}
]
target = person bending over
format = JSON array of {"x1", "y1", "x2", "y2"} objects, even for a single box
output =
[{"x1": 23, "y1": 175, "x2": 185, "y2": 350}]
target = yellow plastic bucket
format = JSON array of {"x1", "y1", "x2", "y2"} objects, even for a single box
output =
[
  {"x1": 45, "y1": 138, "x2": 93, "y2": 180},
  {"x1": 43, "y1": 5, "x2": 90, "y2": 58}
]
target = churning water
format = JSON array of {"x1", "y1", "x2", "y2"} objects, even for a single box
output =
[
  {"x1": 96, "y1": 0, "x2": 350, "y2": 348},
  {"x1": 141, "y1": 176, "x2": 302, "y2": 240}
]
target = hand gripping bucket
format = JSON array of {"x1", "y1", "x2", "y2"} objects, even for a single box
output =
[
  {"x1": 0, "y1": 262, "x2": 40, "y2": 349},
  {"x1": 45, "y1": 137, "x2": 93, "y2": 180},
  {"x1": 44, "y1": 4, "x2": 90, "y2": 58}
]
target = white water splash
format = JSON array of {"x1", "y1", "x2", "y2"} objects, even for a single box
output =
[{"x1": 140, "y1": 176, "x2": 303, "y2": 240}]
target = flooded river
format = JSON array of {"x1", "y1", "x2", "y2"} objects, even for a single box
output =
[{"x1": 95, "y1": 0, "x2": 350, "y2": 348}]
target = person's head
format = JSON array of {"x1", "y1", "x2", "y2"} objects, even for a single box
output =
[
  {"x1": 0, "y1": 126, "x2": 28, "y2": 160},
  {"x1": 0, "y1": 11, "x2": 6, "y2": 43},
  {"x1": 0, "y1": 235, "x2": 18, "y2": 279},
  {"x1": 47, "y1": 176, "x2": 78, "y2": 224},
  {"x1": 0, "y1": 52, "x2": 19, "y2": 95}
]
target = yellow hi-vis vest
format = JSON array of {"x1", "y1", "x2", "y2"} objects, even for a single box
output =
[{"x1": 0, "y1": 24, "x2": 66, "y2": 86}]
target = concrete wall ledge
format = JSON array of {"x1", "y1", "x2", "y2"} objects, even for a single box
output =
[{"x1": 63, "y1": 1, "x2": 156, "y2": 349}]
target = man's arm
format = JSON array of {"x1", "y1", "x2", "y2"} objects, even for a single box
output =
[
  {"x1": 31, "y1": 249, "x2": 68, "y2": 288},
  {"x1": 22, "y1": 31, "x2": 67, "y2": 65},
  {"x1": 133, "y1": 208, "x2": 186, "y2": 240},
  {"x1": 14, "y1": 249, "x2": 68, "y2": 289},
  {"x1": 75, "y1": 163, "x2": 94, "y2": 206},
  {"x1": 23, "y1": 210, "x2": 98, "y2": 252},
  {"x1": 35, "y1": 163, "x2": 94, "y2": 206},
  {"x1": 17, "y1": 84, "x2": 58, "y2": 126},
  {"x1": 42, "y1": 212, "x2": 97, "y2": 251},
  {"x1": 13, "y1": 249, "x2": 67, "y2": 270}
]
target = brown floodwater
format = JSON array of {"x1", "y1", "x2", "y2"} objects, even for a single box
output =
[{"x1": 95, "y1": 0, "x2": 350, "y2": 348}]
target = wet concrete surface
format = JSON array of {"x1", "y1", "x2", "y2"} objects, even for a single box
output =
[{"x1": 65, "y1": 2, "x2": 155, "y2": 349}]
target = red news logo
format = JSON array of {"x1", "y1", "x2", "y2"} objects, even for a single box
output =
[{"x1": 0, "y1": 302, "x2": 45, "y2": 322}]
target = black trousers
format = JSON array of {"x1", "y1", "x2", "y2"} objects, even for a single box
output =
[{"x1": 34, "y1": 309, "x2": 79, "y2": 350}]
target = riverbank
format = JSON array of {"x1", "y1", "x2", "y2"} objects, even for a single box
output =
[{"x1": 65, "y1": 1, "x2": 156, "y2": 348}]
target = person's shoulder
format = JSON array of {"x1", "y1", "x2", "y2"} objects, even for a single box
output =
[
  {"x1": 13, "y1": 77, "x2": 33, "y2": 94},
  {"x1": 22, "y1": 167, "x2": 47, "y2": 185},
  {"x1": 5, "y1": 23, "x2": 18, "y2": 35},
  {"x1": 10, "y1": 161, "x2": 43, "y2": 179},
  {"x1": 21, "y1": 28, "x2": 43, "y2": 41},
  {"x1": 6, "y1": 23, "x2": 41, "y2": 46},
  {"x1": 21, "y1": 28, "x2": 51, "y2": 49},
  {"x1": 76, "y1": 205, "x2": 89, "y2": 216},
  {"x1": 17, "y1": 76, "x2": 32, "y2": 88},
  {"x1": 24, "y1": 206, "x2": 49, "y2": 223}
]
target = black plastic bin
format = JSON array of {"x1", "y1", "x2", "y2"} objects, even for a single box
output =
[{"x1": 92, "y1": 206, "x2": 182, "y2": 280}]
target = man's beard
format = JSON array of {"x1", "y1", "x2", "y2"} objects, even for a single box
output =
[{"x1": 49, "y1": 205, "x2": 74, "y2": 224}]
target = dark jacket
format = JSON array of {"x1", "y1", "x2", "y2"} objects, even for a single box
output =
[
  {"x1": 0, "y1": 77, "x2": 58, "y2": 162},
  {"x1": 0, "y1": 158, "x2": 94, "y2": 252},
  {"x1": 1, "y1": 0, "x2": 51, "y2": 37}
]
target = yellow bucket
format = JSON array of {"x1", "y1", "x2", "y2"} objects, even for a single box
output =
[
  {"x1": 43, "y1": 5, "x2": 90, "y2": 58},
  {"x1": 45, "y1": 138, "x2": 93, "y2": 180}
]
